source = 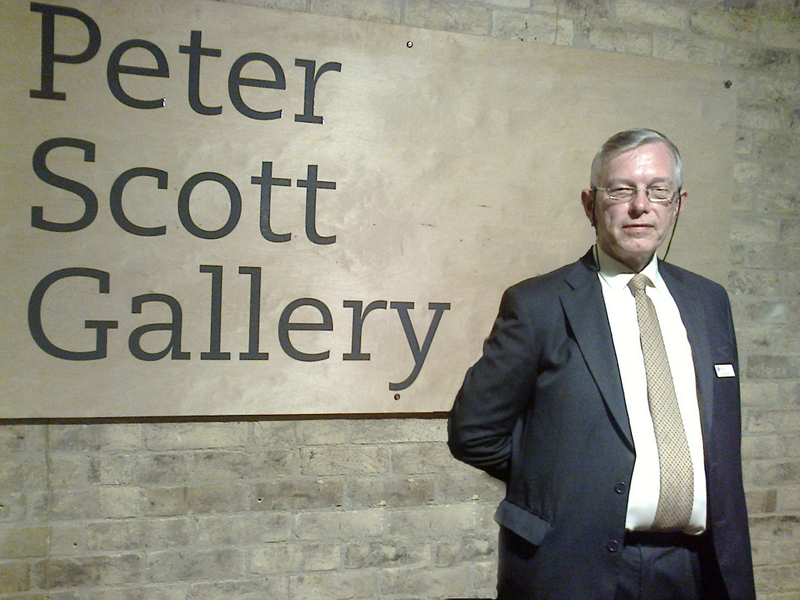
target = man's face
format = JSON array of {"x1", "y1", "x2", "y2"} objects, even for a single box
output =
[{"x1": 581, "y1": 141, "x2": 687, "y2": 272}]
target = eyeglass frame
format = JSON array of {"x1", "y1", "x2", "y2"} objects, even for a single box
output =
[{"x1": 592, "y1": 185, "x2": 681, "y2": 205}]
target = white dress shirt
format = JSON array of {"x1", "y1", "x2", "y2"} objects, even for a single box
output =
[{"x1": 596, "y1": 246, "x2": 707, "y2": 534}]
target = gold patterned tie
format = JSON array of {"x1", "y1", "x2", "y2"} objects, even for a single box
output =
[{"x1": 628, "y1": 273, "x2": 694, "y2": 531}]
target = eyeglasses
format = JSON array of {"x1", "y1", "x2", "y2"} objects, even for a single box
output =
[{"x1": 594, "y1": 186, "x2": 679, "y2": 204}]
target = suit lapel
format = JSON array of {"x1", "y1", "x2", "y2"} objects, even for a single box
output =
[
  {"x1": 561, "y1": 251, "x2": 634, "y2": 450},
  {"x1": 660, "y1": 263, "x2": 715, "y2": 436}
]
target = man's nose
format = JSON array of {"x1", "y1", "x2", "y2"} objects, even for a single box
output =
[{"x1": 629, "y1": 188, "x2": 651, "y2": 213}]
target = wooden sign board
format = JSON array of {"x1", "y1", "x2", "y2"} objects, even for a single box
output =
[{"x1": 0, "y1": 0, "x2": 736, "y2": 417}]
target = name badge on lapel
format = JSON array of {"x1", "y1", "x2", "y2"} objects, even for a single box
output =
[{"x1": 715, "y1": 364, "x2": 736, "y2": 378}]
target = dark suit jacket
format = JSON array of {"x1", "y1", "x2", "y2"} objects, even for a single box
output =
[{"x1": 448, "y1": 250, "x2": 756, "y2": 600}]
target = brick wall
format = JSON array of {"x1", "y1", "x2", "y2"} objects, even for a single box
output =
[{"x1": 2, "y1": 1, "x2": 798, "y2": 598}]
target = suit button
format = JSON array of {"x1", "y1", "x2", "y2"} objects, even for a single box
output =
[
  {"x1": 607, "y1": 539, "x2": 620, "y2": 553},
  {"x1": 614, "y1": 481, "x2": 627, "y2": 494}
]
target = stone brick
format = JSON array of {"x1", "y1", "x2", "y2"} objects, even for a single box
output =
[
  {"x1": 404, "y1": 0, "x2": 492, "y2": 36},
  {"x1": 144, "y1": 486, "x2": 188, "y2": 517},
  {"x1": 195, "y1": 513, "x2": 292, "y2": 546},
  {"x1": 760, "y1": 19, "x2": 800, "y2": 51},
  {"x1": 747, "y1": 356, "x2": 800, "y2": 380},
  {"x1": 146, "y1": 548, "x2": 246, "y2": 582},
  {"x1": 308, "y1": 0, "x2": 403, "y2": 24},
  {"x1": 728, "y1": 270, "x2": 783, "y2": 296},
  {"x1": 47, "y1": 487, "x2": 142, "y2": 520},
  {"x1": 349, "y1": 418, "x2": 446, "y2": 444},
  {"x1": 288, "y1": 570, "x2": 381, "y2": 600},
  {"x1": 186, "y1": 483, "x2": 249, "y2": 513},
  {"x1": 743, "y1": 409, "x2": 800, "y2": 435},
  {"x1": 252, "y1": 478, "x2": 344, "y2": 510},
  {"x1": 491, "y1": 11, "x2": 561, "y2": 44},
  {"x1": 778, "y1": 487, "x2": 800, "y2": 512},
  {"x1": 144, "y1": 422, "x2": 248, "y2": 451},
  {"x1": 392, "y1": 442, "x2": 459, "y2": 473},
  {"x1": 0, "y1": 525, "x2": 48, "y2": 559},
  {"x1": 48, "y1": 523, "x2": 89, "y2": 557},
  {"x1": 756, "y1": 565, "x2": 799, "y2": 592},
  {"x1": 86, "y1": 519, "x2": 192, "y2": 552},
  {"x1": 38, "y1": 554, "x2": 141, "y2": 588},
  {"x1": 294, "y1": 509, "x2": 385, "y2": 541},
  {"x1": 587, "y1": 24, "x2": 652, "y2": 56},
  {"x1": 742, "y1": 434, "x2": 782, "y2": 459},
  {"x1": 250, "y1": 541, "x2": 341, "y2": 573},
  {"x1": 192, "y1": 448, "x2": 297, "y2": 480},
  {"x1": 737, "y1": 72, "x2": 800, "y2": 106},
  {"x1": 616, "y1": 0, "x2": 689, "y2": 30},
  {"x1": 740, "y1": 381, "x2": 781, "y2": 407},
  {"x1": 0, "y1": 425, "x2": 46, "y2": 453},
  {"x1": 347, "y1": 475, "x2": 435, "y2": 507},
  {"x1": 750, "y1": 537, "x2": 774, "y2": 566},
  {"x1": 731, "y1": 243, "x2": 800, "y2": 270},
  {"x1": 652, "y1": 31, "x2": 726, "y2": 65},
  {"x1": 690, "y1": 8, "x2": 759, "y2": 42},
  {"x1": 48, "y1": 424, "x2": 142, "y2": 453},
  {"x1": 747, "y1": 488, "x2": 779, "y2": 514},
  {"x1": 47, "y1": 454, "x2": 89, "y2": 487},
  {"x1": 190, "y1": 578, "x2": 289, "y2": 600},
  {"x1": 555, "y1": 0, "x2": 611, "y2": 20},
  {"x1": 488, "y1": 0, "x2": 541, "y2": 8},
  {"x1": 90, "y1": 453, "x2": 192, "y2": 486},
  {"x1": 750, "y1": 514, "x2": 800, "y2": 540},
  {"x1": 781, "y1": 219, "x2": 800, "y2": 243},
  {"x1": 72, "y1": 583, "x2": 190, "y2": 600},
  {"x1": 300, "y1": 445, "x2": 390, "y2": 476},
  {"x1": 440, "y1": 463, "x2": 507, "y2": 503},
  {"x1": 745, "y1": 459, "x2": 800, "y2": 487},
  {"x1": 343, "y1": 539, "x2": 429, "y2": 568},
  {"x1": 434, "y1": 533, "x2": 497, "y2": 566},
  {"x1": 0, "y1": 560, "x2": 30, "y2": 592},
  {"x1": 738, "y1": 104, "x2": 790, "y2": 130},
  {"x1": 730, "y1": 215, "x2": 781, "y2": 242},
  {"x1": 0, "y1": 453, "x2": 48, "y2": 488},
  {"x1": 381, "y1": 564, "x2": 474, "y2": 598},
  {"x1": 743, "y1": 299, "x2": 799, "y2": 324},
  {"x1": 387, "y1": 504, "x2": 481, "y2": 537}
]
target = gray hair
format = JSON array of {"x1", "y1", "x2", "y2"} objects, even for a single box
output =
[{"x1": 590, "y1": 128, "x2": 683, "y2": 188}]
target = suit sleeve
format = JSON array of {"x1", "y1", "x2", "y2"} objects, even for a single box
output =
[{"x1": 448, "y1": 283, "x2": 541, "y2": 481}]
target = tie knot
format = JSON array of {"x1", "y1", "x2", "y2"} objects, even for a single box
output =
[{"x1": 628, "y1": 273, "x2": 653, "y2": 293}]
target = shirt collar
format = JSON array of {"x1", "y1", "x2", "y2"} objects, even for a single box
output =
[{"x1": 595, "y1": 245, "x2": 662, "y2": 291}]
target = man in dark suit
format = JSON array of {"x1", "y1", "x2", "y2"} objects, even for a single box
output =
[{"x1": 448, "y1": 129, "x2": 756, "y2": 600}]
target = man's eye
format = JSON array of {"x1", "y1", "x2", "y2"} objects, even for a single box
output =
[{"x1": 610, "y1": 188, "x2": 635, "y2": 196}]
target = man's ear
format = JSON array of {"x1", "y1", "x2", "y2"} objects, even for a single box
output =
[
  {"x1": 674, "y1": 189, "x2": 688, "y2": 221},
  {"x1": 581, "y1": 189, "x2": 596, "y2": 226}
]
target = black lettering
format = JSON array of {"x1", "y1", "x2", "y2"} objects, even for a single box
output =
[
  {"x1": 107, "y1": 39, "x2": 169, "y2": 109},
  {"x1": 278, "y1": 298, "x2": 333, "y2": 362},
  {"x1": 30, "y1": 2, "x2": 101, "y2": 100},
  {"x1": 179, "y1": 30, "x2": 222, "y2": 116},
  {"x1": 31, "y1": 137, "x2": 97, "y2": 232},
  {"x1": 239, "y1": 266, "x2": 269, "y2": 360},
  {"x1": 228, "y1": 52, "x2": 285, "y2": 120},
  {"x1": 343, "y1": 300, "x2": 387, "y2": 360},
  {"x1": 389, "y1": 301, "x2": 451, "y2": 391},
  {"x1": 28, "y1": 267, "x2": 118, "y2": 360},
  {"x1": 110, "y1": 167, "x2": 168, "y2": 236},
  {"x1": 178, "y1": 172, "x2": 241, "y2": 239},
  {"x1": 251, "y1": 161, "x2": 291, "y2": 242},
  {"x1": 297, "y1": 165, "x2": 336, "y2": 245},
  {"x1": 200, "y1": 265, "x2": 230, "y2": 360},
  {"x1": 294, "y1": 59, "x2": 342, "y2": 124},
  {"x1": 129, "y1": 293, "x2": 190, "y2": 360}
]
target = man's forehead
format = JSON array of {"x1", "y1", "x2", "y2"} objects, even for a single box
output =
[{"x1": 602, "y1": 142, "x2": 678, "y2": 178}]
